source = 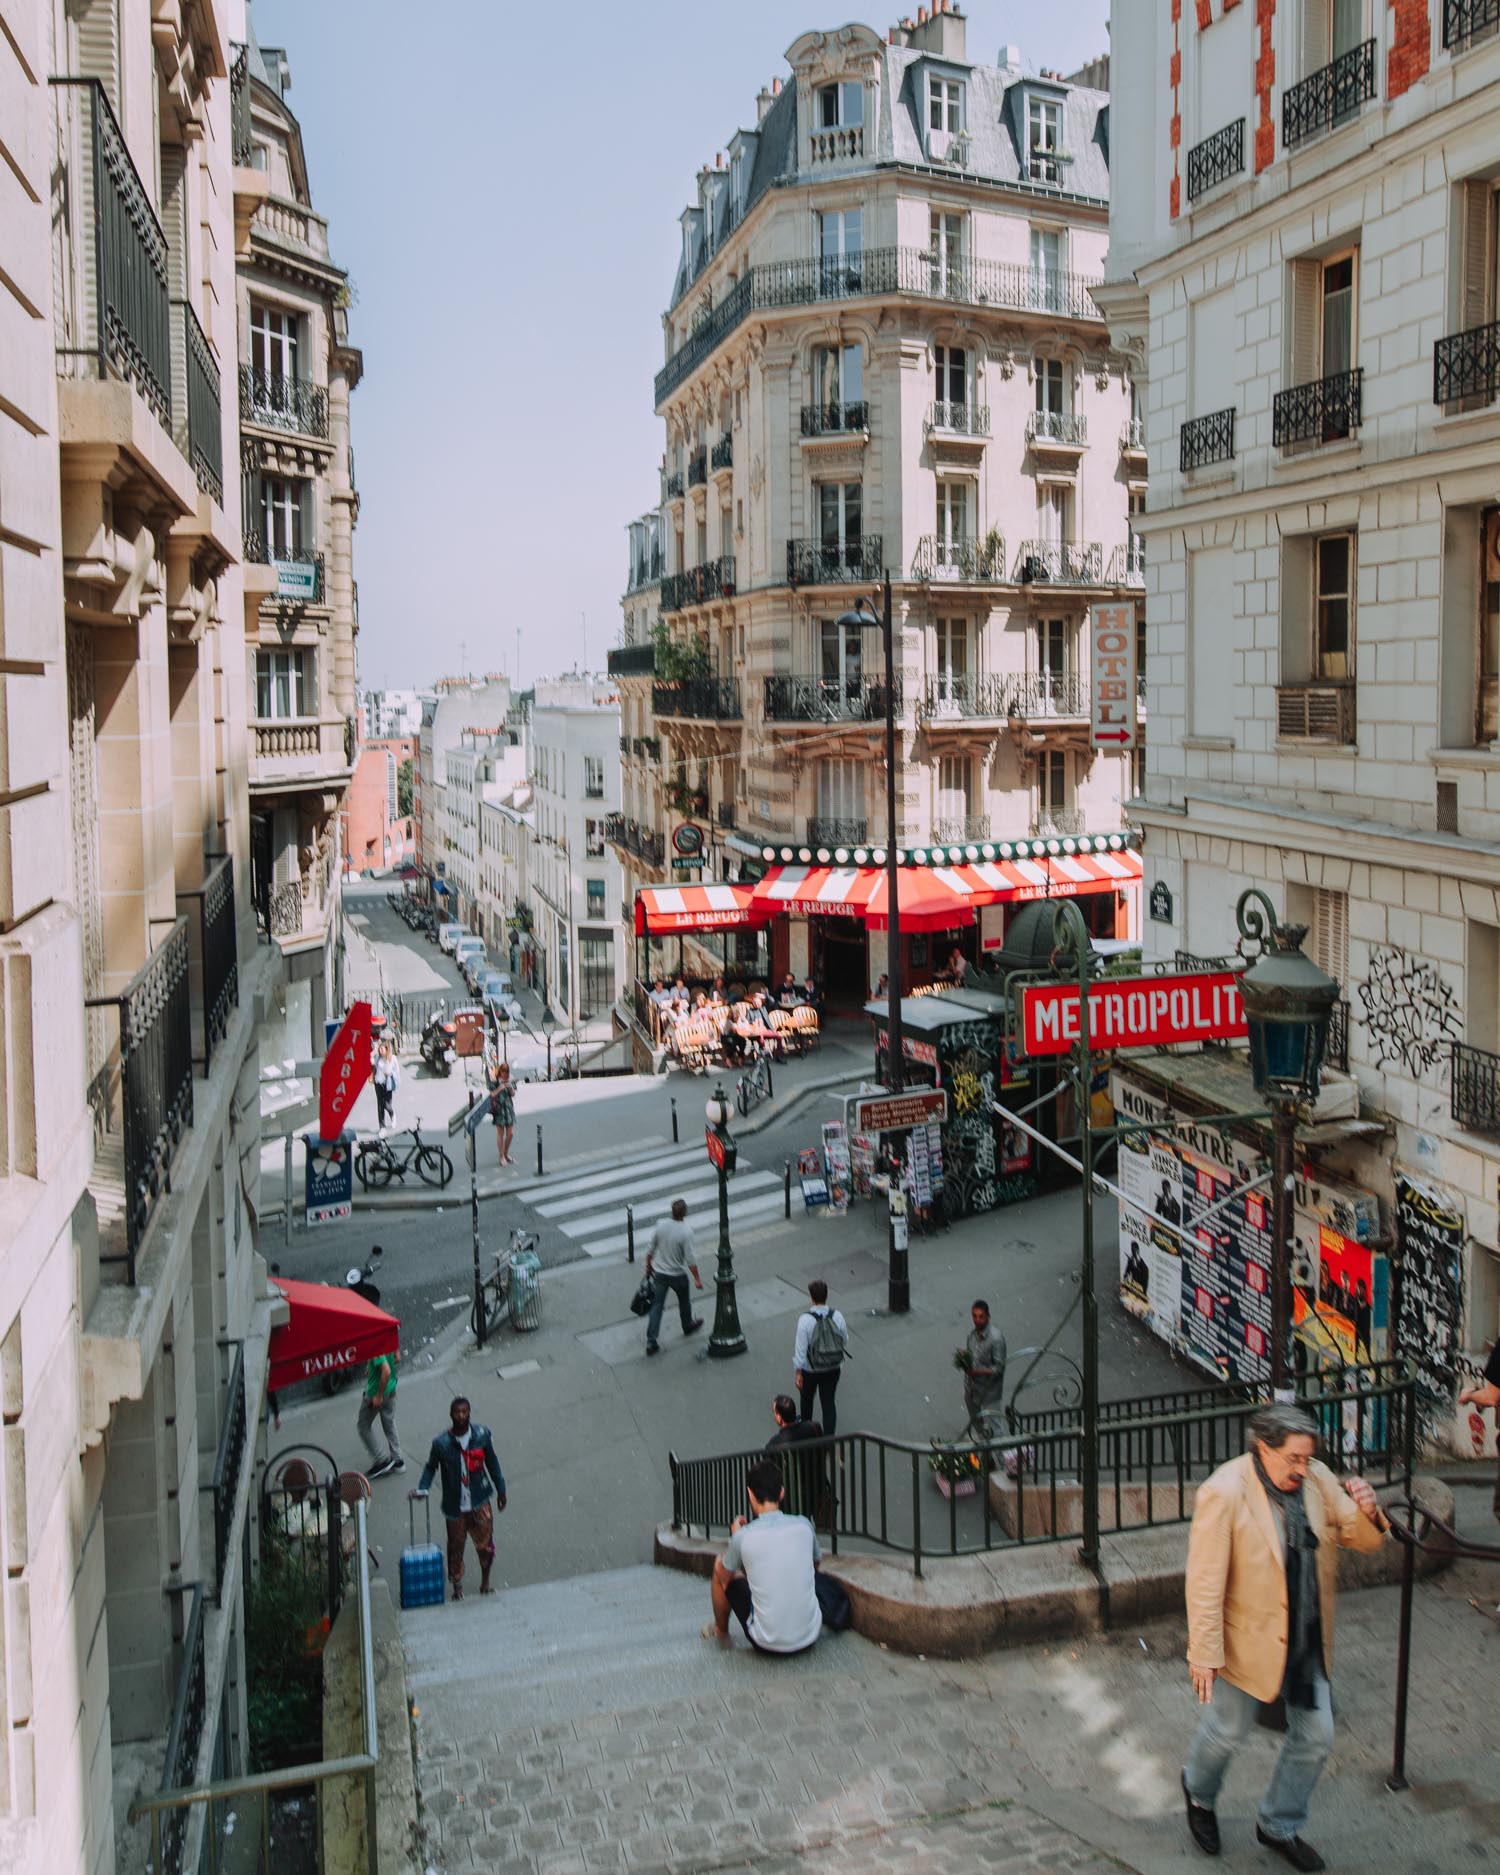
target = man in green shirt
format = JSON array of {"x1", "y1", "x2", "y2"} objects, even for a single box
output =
[{"x1": 358, "y1": 1349, "x2": 403, "y2": 1478}]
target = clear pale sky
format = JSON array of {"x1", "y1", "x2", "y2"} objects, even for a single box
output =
[{"x1": 247, "y1": 0, "x2": 1112, "y2": 690}]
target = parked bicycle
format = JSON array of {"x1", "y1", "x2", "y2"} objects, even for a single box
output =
[
  {"x1": 735, "y1": 1051, "x2": 773, "y2": 1118},
  {"x1": 354, "y1": 1126, "x2": 453, "y2": 1190},
  {"x1": 470, "y1": 1228, "x2": 539, "y2": 1339}
]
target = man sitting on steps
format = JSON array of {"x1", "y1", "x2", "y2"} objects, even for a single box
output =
[{"x1": 705, "y1": 1457, "x2": 822, "y2": 1654}]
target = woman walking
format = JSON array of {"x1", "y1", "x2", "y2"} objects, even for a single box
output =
[
  {"x1": 488, "y1": 1063, "x2": 516, "y2": 1166},
  {"x1": 373, "y1": 1039, "x2": 401, "y2": 1131}
]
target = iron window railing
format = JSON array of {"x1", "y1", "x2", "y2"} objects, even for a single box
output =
[
  {"x1": 87, "y1": 918, "x2": 194, "y2": 1280},
  {"x1": 786, "y1": 536, "x2": 884, "y2": 586},
  {"x1": 1012, "y1": 540, "x2": 1105, "y2": 584},
  {"x1": 1029, "y1": 811, "x2": 1090, "y2": 838},
  {"x1": 717, "y1": 800, "x2": 737, "y2": 828},
  {"x1": 800, "y1": 400, "x2": 870, "y2": 435},
  {"x1": 764, "y1": 673, "x2": 902, "y2": 722},
  {"x1": 1272, "y1": 367, "x2": 1363, "y2": 448},
  {"x1": 1181, "y1": 406, "x2": 1237, "y2": 470},
  {"x1": 241, "y1": 533, "x2": 326, "y2": 601},
  {"x1": 52, "y1": 78, "x2": 172, "y2": 432},
  {"x1": 665, "y1": 470, "x2": 685, "y2": 498},
  {"x1": 1120, "y1": 417, "x2": 1147, "y2": 452},
  {"x1": 175, "y1": 856, "x2": 238, "y2": 1073},
  {"x1": 176, "y1": 303, "x2": 223, "y2": 502},
  {"x1": 1186, "y1": 117, "x2": 1246, "y2": 199},
  {"x1": 237, "y1": 364, "x2": 330, "y2": 439},
  {"x1": 1433, "y1": 320, "x2": 1500, "y2": 407},
  {"x1": 911, "y1": 535, "x2": 1007, "y2": 582},
  {"x1": 1028, "y1": 409, "x2": 1088, "y2": 446},
  {"x1": 711, "y1": 432, "x2": 733, "y2": 470},
  {"x1": 229, "y1": 43, "x2": 253, "y2": 165},
  {"x1": 661, "y1": 556, "x2": 736, "y2": 611},
  {"x1": 207, "y1": 1344, "x2": 247, "y2": 1602},
  {"x1": 604, "y1": 811, "x2": 628, "y2": 847},
  {"x1": 1444, "y1": 0, "x2": 1500, "y2": 46},
  {"x1": 652, "y1": 677, "x2": 742, "y2": 720},
  {"x1": 161, "y1": 1583, "x2": 207, "y2": 1874},
  {"x1": 1452, "y1": 1040, "x2": 1500, "y2": 1133},
  {"x1": 926, "y1": 401, "x2": 991, "y2": 435},
  {"x1": 687, "y1": 446, "x2": 708, "y2": 487},
  {"x1": 931, "y1": 813, "x2": 992, "y2": 844},
  {"x1": 1010, "y1": 673, "x2": 1089, "y2": 719},
  {"x1": 1108, "y1": 539, "x2": 1146, "y2": 587},
  {"x1": 918, "y1": 673, "x2": 1010, "y2": 720},
  {"x1": 808, "y1": 816, "x2": 869, "y2": 846},
  {"x1": 1282, "y1": 39, "x2": 1377, "y2": 149},
  {"x1": 607, "y1": 641, "x2": 657, "y2": 677}
]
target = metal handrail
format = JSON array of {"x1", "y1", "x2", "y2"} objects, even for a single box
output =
[
  {"x1": 207, "y1": 1343, "x2": 247, "y2": 1601},
  {"x1": 175, "y1": 855, "x2": 239, "y2": 1072}
]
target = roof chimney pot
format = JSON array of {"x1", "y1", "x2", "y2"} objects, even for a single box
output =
[
  {"x1": 771, "y1": 75, "x2": 782, "y2": 94},
  {"x1": 917, "y1": 4, "x2": 927, "y2": 18}
]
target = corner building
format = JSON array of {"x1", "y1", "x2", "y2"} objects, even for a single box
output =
[
  {"x1": 613, "y1": 7, "x2": 1146, "y2": 1015},
  {"x1": 1101, "y1": 0, "x2": 1500, "y2": 1452}
]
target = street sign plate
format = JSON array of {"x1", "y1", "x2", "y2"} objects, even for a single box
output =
[
  {"x1": 1019, "y1": 971, "x2": 1245, "y2": 1057},
  {"x1": 1089, "y1": 600, "x2": 1137, "y2": 753},
  {"x1": 852, "y1": 1090, "x2": 948, "y2": 1134}
]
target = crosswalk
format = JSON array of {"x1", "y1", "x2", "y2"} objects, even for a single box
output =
[{"x1": 512, "y1": 1142, "x2": 791, "y2": 1259}]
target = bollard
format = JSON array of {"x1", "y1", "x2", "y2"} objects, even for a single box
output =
[
  {"x1": 670, "y1": 1097, "x2": 678, "y2": 1144},
  {"x1": 626, "y1": 1203, "x2": 635, "y2": 1263},
  {"x1": 284, "y1": 1135, "x2": 294, "y2": 1248},
  {"x1": 536, "y1": 1122, "x2": 543, "y2": 1177},
  {"x1": 766, "y1": 1054, "x2": 774, "y2": 1098},
  {"x1": 784, "y1": 1158, "x2": 792, "y2": 1219}
]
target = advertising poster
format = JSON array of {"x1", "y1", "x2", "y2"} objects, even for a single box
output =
[
  {"x1": 1116, "y1": 1132, "x2": 1183, "y2": 1346},
  {"x1": 798, "y1": 1146, "x2": 829, "y2": 1211},
  {"x1": 850, "y1": 1132, "x2": 875, "y2": 1198},
  {"x1": 909, "y1": 1125, "x2": 933, "y2": 1207},
  {"x1": 822, "y1": 1122, "x2": 851, "y2": 1213},
  {"x1": 1394, "y1": 1172, "x2": 1465, "y2": 1437}
]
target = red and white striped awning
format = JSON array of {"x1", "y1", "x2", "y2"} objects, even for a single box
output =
[
  {"x1": 634, "y1": 883, "x2": 771, "y2": 935},
  {"x1": 933, "y1": 847, "x2": 1142, "y2": 903},
  {"x1": 749, "y1": 849, "x2": 1141, "y2": 928}
]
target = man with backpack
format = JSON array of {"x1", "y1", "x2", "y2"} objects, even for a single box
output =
[{"x1": 793, "y1": 1279, "x2": 849, "y2": 1437}]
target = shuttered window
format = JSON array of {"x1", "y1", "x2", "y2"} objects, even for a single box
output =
[
  {"x1": 1310, "y1": 887, "x2": 1348, "y2": 987},
  {"x1": 1461, "y1": 180, "x2": 1499, "y2": 331}
]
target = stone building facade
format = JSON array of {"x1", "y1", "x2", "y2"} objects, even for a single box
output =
[
  {"x1": 612, "y1": 8, "x2": 1145, "y2": 1006},
  {"x1": 1102, "y1": 0, "x2": 1500, "y2": 1452}
]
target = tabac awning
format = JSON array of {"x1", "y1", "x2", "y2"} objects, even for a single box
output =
[
  {"x1": 268, "y1": 1278, "x2": 400, "y2": 1393},
  {"x1": 634, "y1": 882, "x2": 772, "y2": 935}
]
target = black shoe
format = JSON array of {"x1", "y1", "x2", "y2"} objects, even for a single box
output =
[
  {"x1": 367, "y1": 1457, "x2": 395, "y2": 1479},
  {"x1": 1183, "y1": 1776, "x2": 1220, "y2": 1857},
  {"x1": 646, "y1": 1343, "x2": 659, "y2": 1356},
  {"x1": 1255, "y1": 1827, "x2": 1325, "y2": 1873},
  {"x1": 684, "y1": 1318, "x2": 704, "y2": 1335}
]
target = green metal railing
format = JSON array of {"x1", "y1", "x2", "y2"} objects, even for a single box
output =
[{"x1": 130, "y1": 1497, "x2": 379, "y2": 1875}]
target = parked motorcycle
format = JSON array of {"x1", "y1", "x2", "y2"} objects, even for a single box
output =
[{"x1": 419, "y1": 1012, "x2": 457, "y2": 1077}]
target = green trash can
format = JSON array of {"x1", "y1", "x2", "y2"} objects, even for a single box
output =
[{"x1": 508, "y1": 1248, "x2": 542, "y2": 1331}]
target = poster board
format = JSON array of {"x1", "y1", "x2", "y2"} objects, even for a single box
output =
[
  {"x1": 1394, "y1": 1172, "x2": 1465, "y2": 1439},
  {"x1": 798, "y1": 1146, "x2": 829, "y2": 1211},
  {"x1": 850, "y1": 1131, "x2": 876, "y2": 1198},
  {"x1": 821, "y1": 1122, "x2": 851, "y2": 1213}
]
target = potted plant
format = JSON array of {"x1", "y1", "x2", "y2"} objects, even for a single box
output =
[{"x1": 928, "y1": 1438, "x2": 983, "y2": 1499}]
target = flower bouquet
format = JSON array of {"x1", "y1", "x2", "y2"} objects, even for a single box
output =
[
  {"x1": 952, "y1": 1346, "x2": 974, "y2": 1373},
  {"x1": 928, "y1": 1440, "x2": 983, "y2": 1498}
]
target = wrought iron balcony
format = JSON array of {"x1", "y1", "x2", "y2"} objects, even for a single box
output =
[
  {"x1": 635, "y1": 735, "x2": 661, "y2": 760},
  {"x1": 87, "y1": 918, "x2": 194, "y2": 1280},
  {"x1": 661, "y1": 556, "x2": 736, "y2": 610},
  {"x1": 1282, "y1": 40, "x2": 1376, "y2": 149},
  {"x1": 175, "y1": 856, "x2": 238, "y2": 1073},
  {"x1": 1028, "y1": 410, "x2": 1088, "y2": 447},
  {"x1": 668, "y1": 785, "x2": 710, "y2": 816},
  {"x1": 688, "y1": 446, "x2": 708, "y2": 487},
  {"x1": 918, "y1": 674, "x2": 1010, "y2": 721},
  {"x1": 764, "y1": 673, "x2": 902, "y2": 723},
  {"x1": 652, "y1": 677, "x2": 742, "y2": 721},
  {"x1": 52, "y1": 78, "x2": 172, "y2": 433},
  {"x1": 208, "y1": 1343, "x2": 247, "y2": 1601},
  {"x1": 911, "y1": 535, "x2": 1007, "y2": 583},
  {"x1": 639, "y1": 830, "x2": 665, "y2": 869},
  {"x1": 1272, "y1": 368, "x2": 1362, "y2": 448},
  {"x1": 1186, "y1": 118, "x2": 1246, "y2": 200},
  {"x1": 1434, "y1": 320, "x2": 1500, "y2": 408},
  {"x1": 1452, "y1": 1039, "x2": 1500, "y2": 1133},
  {"x1": 931, "y1": 813, "x2": 991, "y2": 845},
  {"x1": 1012, "y1": 541, "x2": 1105, "y2": 585},
  {"x1": 808, "y1": 816, "x2": 868, "y2": 847},
  {"x1": 787, "y1": 535, "x2": 884, "y2": 586},
  {"x1": 1276, "y1": 681, "x2": 1356, "y2": 743},
  {"x1": 1120, "y1": 417, "x2": 1147, "y2": 454},
  {"x1": 176, "y1": 303, "x2": 223, "y2": 502},
  {"x1": 926, "y1": 401, "x2": 991, "y2": 435},
  {"x1": 241, "y1": 535, "x2": 326, "y2": 601},
  {"x1": 607, "y1": 641, "x2": 658, "y2": 677},
  {"x1": 237, "y1": 363, "x2": 330, "y2": 439},
  {"x1": 717, "y1": 800, "x2": 737, "y2": 829},
  {"x1": 1010, "y1": 673, "x2": 1089, "y2": 720},
  {"x1": 665, "y1": 470, "x2": 685, "y2": 499},
  {"x1": 1444, "y1": 0, "x2": 1500, "y2": 47},
  {"x1": 1181, "y1": 406, "x2": 1236, "y2": 470},
  {"x1": 604, "y1": 811, "x2": 628, "y2": 848},
  {"x1": 1029, "y1": 810, "x2": 1089, "y2": 839},
  {"x1": 801, "y1": 400, "x2": 870, "y2": 436},
  {"x1": 711, "y1": 433, "x2": 733, "y2": 471},
  {"x1": 1108, "y1": 538, "x2": 1146, "y2": 587},
  {"x1": 229, "y1": 42, "x2": 253, "y2": 165}
]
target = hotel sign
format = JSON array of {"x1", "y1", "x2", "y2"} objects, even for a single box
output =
[
  {"x1": 1020, "y1": 971, "x2": 1245, "y2": 1056},
  {"x1": 1089, "y1": 601, "x2": 1137, "y2": 752}
]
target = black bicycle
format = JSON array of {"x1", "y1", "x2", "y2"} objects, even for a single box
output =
[
  {"x1": 354, "y1": 1125, "x2": 453, "y2": 1190},
  {"x1": 735, "y1": 1051, "x2": 773, "y2": 1118},
  {"x1": 470, "y1": 1228, "x2": 539, "y2": 1339}
]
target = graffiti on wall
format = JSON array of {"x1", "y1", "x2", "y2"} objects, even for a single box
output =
[{"x1": 1355, "y1": 945, "x2": 1461, "y2": 1078}]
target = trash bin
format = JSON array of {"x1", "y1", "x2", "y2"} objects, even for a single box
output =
[{"x1": 508, "y1": 1248, "x2": 542, "y2": 1331}]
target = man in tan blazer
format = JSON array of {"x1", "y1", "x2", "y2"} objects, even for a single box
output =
[{"x1": 1181, "y1": 1403, "x2": 1389, "y2": 1872}]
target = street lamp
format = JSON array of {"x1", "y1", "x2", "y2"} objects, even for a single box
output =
[
  {"x1": 494, "y1": 1007, "x2": 511, "y2": 1067},
  {"x1": 704, "y1": 1085, "x2": 746, "y2": 1359},
  {"x1": 540, "y1": 1004, "x2": 555, "y2": 1081},
  {"x1": 1235, "y1": 887, "x2": 1342, "y2": 1399}
]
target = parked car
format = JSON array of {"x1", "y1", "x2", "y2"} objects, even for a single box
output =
[
  {"x1": 478, "y1": 969, "x2": 513, "y2": 1003},
  {"x1": 437, "y1": 922, "x2": 465, "y2": 953}
]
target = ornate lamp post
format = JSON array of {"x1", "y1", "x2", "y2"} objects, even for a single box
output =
[
  {"x1": 540, "y1": 1003, "x2": 555, "y2": 1081},
  {"x1": 704, "y1": 1085, "x2": 746, "y2": 1359},
  {"x1": 1235, "y1": 888, "x2": 1342, "y2": 1399},
  {"x1": 494, "y1": 1007, "x2": 511, "y2": 1067}
]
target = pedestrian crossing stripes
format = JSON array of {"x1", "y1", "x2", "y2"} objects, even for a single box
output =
[{"x1": 517, "y1": 1143, "x2": 791, "y2": 1259}]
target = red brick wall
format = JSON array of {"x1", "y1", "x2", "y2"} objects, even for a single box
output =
[
  {"x1": 1386, "y1": 1, "x2": 1431, "y2": 101},
  {"x1": 1254, "y1": 0, "x2": 1276, "y2": 173}
]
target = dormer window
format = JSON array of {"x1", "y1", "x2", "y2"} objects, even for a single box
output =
[
  {"x1": 1027, "y1": 95, "x2": 1061, "y2": 181},
  {"x1": 818, "y1": 81, "x2": 864, "y2": 129},
  {"x1": 929, "y1": 76, "x2": 963, "y2": 134}
]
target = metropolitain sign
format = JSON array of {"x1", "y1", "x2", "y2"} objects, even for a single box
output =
[{"x1": 1019, "y1": 971, "x2": 1246, "y2": 1056}]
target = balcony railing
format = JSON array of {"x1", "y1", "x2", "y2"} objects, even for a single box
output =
[
  {"x1": 636, "y1": 735, "x2": 661, "y2": 760},
  {"x1": 1434, "y1": 320, "x2": 1500, "y2": 408},
  {"x1": 1276, "y1": 681, "x2": 1356, "y2": 744},
  {"x1": 808, "y1": 816, "x2": 869, "y2": 847},
  {"x1": 687, "y1": 447, "x2": 708, "y2": 487},
  {"x1": 1186, "y1": 117, "x2": 1246, "y2": 200},
  {"x1": 229, "y1": 42, "x2": 253, "y2": 166},
  {"x1": 237, "y1": 363, "x2": 330, "y2": 439},
  {"x1": 661, "y1": 556, "x2": 736, "y2": 611},
  {"x1": 1445, "y1": 0, "x2": 1500, "y2": 46},
  {"x1": 604, "y1": 811, "x2": 628, "y2": 847},
  {"x1": 931, "y1": 813, "x2": 992, "y2": 844},
  {"x1": 667, "y1": 786, "x2": 710, "y2": 816},
  {"x1": 918, "y1": 674, "x2": 1010, "y2": 721},
  {"x1": 242, "y1": 536, "x2": 326, "y2": 601},
  {"x1": 666, "y1": 470, "x2": 685, "y2": 498},
  {"x1": 175, "y1": 856, "x2": 238, "y2": 1073},
  {"x1": 87, "y1": 919, "x2": 194, "y2": 1283},
  {"x1": 1282, "y1": 40, "x2": 1377, "y2": 149},
  {"x1": 637, "y1": 829, "x2": 665, "y2": 869},
  {"x1": 717, "y1": 800, "x2": 737, "y2": 829},
  {"x1": 1452, "y1": 1040, "x2": 1500, "y2": 1133},
  {"x1": 1120, "y1": 417, "x2": 1147, "y2": 453},
  {"x1": 1108, "y1": 539, "x2": 1146, "y2": 587},
  {"x1": 254, "y1": 720, "x2": 323, "y2": 760},
  {"x1": 800, "y1": 400, "x2": 870, "y2": 436},
  {"x1": 52, "y1": 78, "x2": 172, "y2": 432},
  {"x1": 711, "y1": 433, "x2": 733, "y2": 471},
  {"x1": 652, "y1": 677, "x2": 742, "y2": 720},
  {"x1": 160, "y1": 1583, "x2": 208, "y2": 1874},
  {"x1": 1272, "y1": 368, "x2": 1362, "y2": 448},
  {"x1": 1029, "y1": 810, "x2": 1090, "y2": 839},
  {"x1": 787, "y1": 536, "x2": 884, "y2": 586},
  {"x1": 765, "y1": 673, "x2": 901, "y2": 723},
  {"x1": 1181, "y1": 406, "x2": 1236, "y2": 470},
  {"x1": 926, "y1": 401, "x2": 991, "y2": 435},
  {"x1": 1013, "y1": 541, "x2": 1105, "y2": 585},
  {"x1": 655, "y1": 249, "x2": 1104, "y2": 406},
  {"x1": 607, "y1": 641, "x2": 658, "y2": 677},
  {"x1": 1010, "y1": 673, "x2": 1089, "y2": 719},
  {"x1": 1028, "y1": 410, "x2": 1088, "y2": 447},
  {"x1": 207, "y1": 1344, "x2": 247, "y2": 1602},
  {"x1": 176, "y1": 303, "x2": 223, "y2": 502},
  {"x1": 911, "y1": 534, "x2": 1007, "y2": 583}
]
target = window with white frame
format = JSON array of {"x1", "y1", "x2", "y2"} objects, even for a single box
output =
[
  {"x1": 815, "y1": 757, "x2": 865, "y2": 833},
  {"x1": 1034, "y1": 356, "x2": 1068, "y2": 434},
  {"x1": 1038, "y1": 748, "x2": 1070, "y2": 820},
  {"x1": 261, "y1": 475, "x2": 309, "y2": 558},
  {"x1": 936, "y1": 754, "x2": 971, "y2": 834},
  {"x1": 933, "y1": 343, "x2": 969, "y2": 421},
  {"x1": 817, "y1": 80, "x2": 864, "y2": 128},
  {"x1": 928, "y1": 75, "x2": 963, "y2": 133},
  {"x1": 1030, "y1": 227, "x2": 1063, "y2": 312},
  {"x1": 1027, "y1": 95, "x2": 1061, "y2": 181},
  {"x1": 586, "y1": 877, "x2": 607, "y2": 919},
  {"x1": 819, "y1": 617, "x2": 864, "y2": 687},
  {"x1": 1036, "y1": 484, "x2": 1071, "y2": 548},
  {"x1": 250, "y1": 302, "x2": 302, "y2": 384},
  {"x1": 935, "y1": 482, "x2": 969, "y2": 563},
  {"x1": 585, "y1": 818, "x2": 605, "y2": 858},
  {"x1": 818, "y1": 481, "x2": 863, "y2": 560},
  {"x1": 255, "y1": 648, "x2": 312, "y2": 720},
  {"x1": 819, "y1": 209, "x2": 863, "y2": 284},
  {"x1": 933, "y1": 619, "x2": 969, "y2": 704},
  {"x1": 814, "y1": 342, "x2": 863, "y2": 415},
  {"x1": 929, "y1": 211, "x2": 965, "y2": 295}
]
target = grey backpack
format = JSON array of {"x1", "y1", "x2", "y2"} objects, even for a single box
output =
[{"x1": 806, "y1": 1309, "x2": 847, "y2": 1371}]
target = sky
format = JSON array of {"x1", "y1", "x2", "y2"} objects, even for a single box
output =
[{"x1": 248, "y1": 0, "x2": 1113, "y2": 692}]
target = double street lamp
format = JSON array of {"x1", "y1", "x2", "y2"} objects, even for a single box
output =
[{"x1": 704, "y1": 1086, "x2": 746, "y2": 1359}]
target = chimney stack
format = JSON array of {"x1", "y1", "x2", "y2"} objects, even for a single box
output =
[
  {"x1": 756, "y1": 85, "x2": 772, "y2": 123},
  {"x1": 771, "y1": 75, "x2": 782, "y2": 94}
]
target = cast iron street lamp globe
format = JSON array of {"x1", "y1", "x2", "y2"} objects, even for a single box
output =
[
  {"x1": 706, "y1": 1088, "x2": 729, "y2": 1130},
  {"x1": 1235, "y1": 897, "x2": 1341, "y2": 1101}
]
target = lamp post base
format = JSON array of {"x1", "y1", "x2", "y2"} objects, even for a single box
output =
[{"x1": 707, "y1": 1277, "x2": 747, "y2": 1359}]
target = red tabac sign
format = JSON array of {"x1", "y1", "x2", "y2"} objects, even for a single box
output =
[
  {"x1": 320, "y1": 1001, "x2": 373, "y2": 1139},
  {"x1": 706, "y1": 1127, "x2": 727, "y2": 1170},
  {"x1": 1020, "y1": 972, "x2": 1246, "y2": 1057}
]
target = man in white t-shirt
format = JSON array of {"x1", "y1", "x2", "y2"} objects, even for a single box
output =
[{"x1": 706, "y1": 1457, "x2": 821, "y2": 1654}]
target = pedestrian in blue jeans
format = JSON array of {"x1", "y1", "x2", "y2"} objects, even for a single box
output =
[{"x1": 643, "y1": 1197, "x2": 704, "y2": 1355}]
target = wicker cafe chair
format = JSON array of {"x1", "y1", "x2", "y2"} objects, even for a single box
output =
[
  {"x1": 791, "y1": 1003, "x2": 821, "y2": 1050},
  {"x1": 767, "y1": 1007, "x2": 800, "y2": 1055}
]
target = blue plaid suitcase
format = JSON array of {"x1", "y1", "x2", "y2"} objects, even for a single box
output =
[{"x1": 400, "y1": 1495, "x2": 445, "y2": 1609}]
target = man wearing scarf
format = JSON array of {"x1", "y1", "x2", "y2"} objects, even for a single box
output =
[{"x1": 1181, "y1": 1404, "x2": 1390, "y2": 1871}]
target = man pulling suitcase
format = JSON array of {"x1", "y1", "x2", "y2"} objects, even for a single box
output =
[{"x1": 410, "y1": 1395, "x2": 508, "y2": 1599}]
